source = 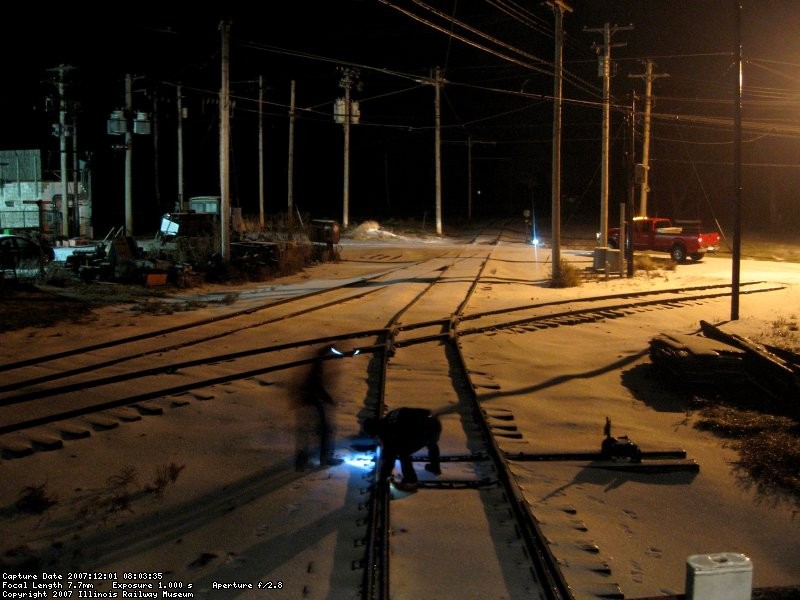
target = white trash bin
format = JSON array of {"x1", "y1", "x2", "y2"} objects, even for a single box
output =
[{"x1": 685, "y1": 552, "x2": 752, "y2": 600}]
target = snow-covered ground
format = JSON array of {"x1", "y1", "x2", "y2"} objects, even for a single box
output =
[{"x1": 2, "y1": 230, "x2": 799, "y2": 599}]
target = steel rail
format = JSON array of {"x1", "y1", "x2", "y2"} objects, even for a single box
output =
[
  {"x1": 0, "y1": 258, "x2": 437, "y2": 374},
  {"x1": 3, "y1": 285, "x2": 781, "y2": 434}
]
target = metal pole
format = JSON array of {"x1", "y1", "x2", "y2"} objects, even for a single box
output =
[
  {"x1": 732, "y1": 1, "x2": 742, "y2": 320},
  {"x1": 16, "y1": 153, "x2": 22, "y2": 197}
]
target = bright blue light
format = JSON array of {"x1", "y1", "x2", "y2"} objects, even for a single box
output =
[{"x1": 343, "y1": 450, "x2": 376, "y2": 471}]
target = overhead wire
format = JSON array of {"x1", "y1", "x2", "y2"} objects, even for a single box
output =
[
  {"x1": 380, "y1": 0, "x2": 603, "y2": 98},
  {"x1": 442, "y1": 0, "x2": 458, "y2": 72},
  {"x1": 673, "y1": 120, "x2": 727, "y2": 244},
  {"x1": 413, "y1": 0, "x2": 550, "y2": 68},
  {"x1": 237, "y1": 39, "x2": 428, "y2": 85},
  {"x1": 173, "y1": 11, "x2": 800, "y2": 156},
  {"x1": 485, "y1": 0, "x2": 553, "y2": 39},
  {"x1": 378, "y1": 0, "x2": 554, "y2": 77},
  {"x1": 233, "y1": 4, "x2": 602, "y2": 136},
  {"x1": 438, "y1": 0, "x2": 469, "y2": 137}
]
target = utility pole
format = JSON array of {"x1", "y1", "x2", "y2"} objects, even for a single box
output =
[
  {"x1": 125, "y1": 73, "x2": 134, "y2": 235},
  {"x1": 343, "y1": 73, "x2": 352, "y2": 228},
  {"x1": 151, "y1": 90, "x2": 161, "y2": 216},
  {"x1": 547, "y1": 1, "x2": 572, "y2": 283},
  {"x1": 337, "y1": 68, "x2": 359, "y2": 229},
  {"x1": 467, "y1": 135, "x2": 472, "y2": 222},
  {"x1": 49, "y1": 64, "x2": 74, "y2": 238},
  {"x1": 585, "y1": 22, "x2": 633, "y2": 251},
  {"x1": 219, "y1": 19, "x2": 232, "y2": 261},
  {"x1": 626, "y1": 92, "x2": 637, "y2": 277},
  {"x1": 258, "y1": 75, "x2": 265, "y2": 228},
  {"x1": 288, "y1": 80, "x2": 296, "y2": 225},
  {"x1": 629, "y1": 59, "x2": 668, "y2": 217},
  {"x1": 462, "y1": 137, "x2": 496, "y2": 222},
  {"x1": 59, "y1": 67, "x2": 71, "y2": 238},
  {"x1": 106, "y1": 75, "x2": 150, "y2": 235},
  {"x1": 433, "y1": 66, "x2": 443, "y2": 236},
  {"x1": 732, "y1": 0, "x2": 743, "y2": 320},
  {"x1": 177, "y1": 85, "x2": 184, "y2": 211},
  {"x1": 71, "y1": 102, "x2": 80, "y2": 236}
]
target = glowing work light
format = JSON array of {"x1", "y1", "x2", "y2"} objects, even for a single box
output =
[{"x1": 330, "y1": 346, "x2": 361, "y2": 357}]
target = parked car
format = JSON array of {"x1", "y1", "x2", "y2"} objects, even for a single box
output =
[
  {"x1": 0, "y1": 233, "x2": 55, "y2": 277},
  {"x1": 607, "y1": 217, "x2": 721, "y2": 262}
]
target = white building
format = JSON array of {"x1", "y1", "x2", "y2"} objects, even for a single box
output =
[{"x1": 0, "y1": 149, "x2": 91, "y2": 240}]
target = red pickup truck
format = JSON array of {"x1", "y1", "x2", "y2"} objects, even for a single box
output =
[{"x1": 607, "y1": 217, "x2": 721, "y2": 262}]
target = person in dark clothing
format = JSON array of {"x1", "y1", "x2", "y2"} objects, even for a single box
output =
[
  {"x1": 362, "y1": 407, "x2": 442, "y2": 491},
  {"x1": 291, "y1": 346, "x2": 344, "y2": 470}
]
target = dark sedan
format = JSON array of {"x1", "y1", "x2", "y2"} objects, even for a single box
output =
[{"x1": 0, "y1": 234, "x2": 55, "y2": 277}]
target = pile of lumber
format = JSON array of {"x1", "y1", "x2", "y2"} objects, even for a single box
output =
[
  {"x1": 648, "y1": 331, "x2": 748, "y2": 386},
  {"x1": 649, "y1": 321, "x2": 800, "y2": 408}
]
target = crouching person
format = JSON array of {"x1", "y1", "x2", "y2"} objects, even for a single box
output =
[{"x1": 362, "y1": 407, "x2": 442, "y2": 492}]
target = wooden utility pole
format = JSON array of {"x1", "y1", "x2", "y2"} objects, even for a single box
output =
[
  {"x1": 338, "y1": 68, "x2": 359, "y2": 229},
  {"x1": 585, "y1": 23, "x2": 632, "y2": 249},
  {"x1": 433, "y1": 66, "x2": 443, "y2": 236},
  {"x1": 629, "y1": 59, "x2": 668, "y2": 217},
  {"x1": 49, "y1": 64, "x2": 74, "y2": 238},
  {"x1": 72, "y1": 104, "x2": 80, "y2": 236},
  {"x1": 219, "y1": 19, "x2": 231, "y2": 261},
  {"x1": 547, "y1": 1, "x2": 572, "y2": 282},
  {"x1": 467, "y1": 135, "x2": 472, "y2": 222},
  {"x1": 258, "y1": 75, "x2": 265, "y2": 228},
  {"x1": 151, "y1": 91, "x2": 161, "y2": 216},
  {"x1": 125, "y1": 73, "x2": 133, "y2": 235},
  {"x1": 105, "y1": 74, "x2": 149, "y2": 235},
  {"x1": 626, "y1": 93, "x2": 637, "y2": 277},
  {"x1": 177, "y1": 85, "x2": 184, "y2": 211},
  {"x1": 288, "y1": 80, "x2": 296, "y2": 225},
  {"x1": 461, "y1": 136, "x2": 496, "y2": 222}
]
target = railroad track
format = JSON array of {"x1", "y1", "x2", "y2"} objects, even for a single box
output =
[
  {"x1": 0, "y1": 257, "x2": 780, "y2": 442},
  {"x1": 356, "y1": 225, "x2": 569, "y2": 599},
  {"x1": 0, "y1": 224, "x2": 787, "y2": 600},
  {"x1": 357, "y1": 225, "x2": 748, "y2": 600}
]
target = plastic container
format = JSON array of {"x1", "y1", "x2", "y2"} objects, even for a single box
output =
[{"x1": 685, "y1": 552, "x2": 752, "y2": 600}]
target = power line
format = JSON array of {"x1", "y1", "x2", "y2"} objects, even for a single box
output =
[{"x1": 379, "y1": 0, "x2": 603, "y2": 98}]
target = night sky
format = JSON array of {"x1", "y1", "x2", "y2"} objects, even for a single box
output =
[{"x1": 2, "y1": 2, "x2": 798, "y2": 236}]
